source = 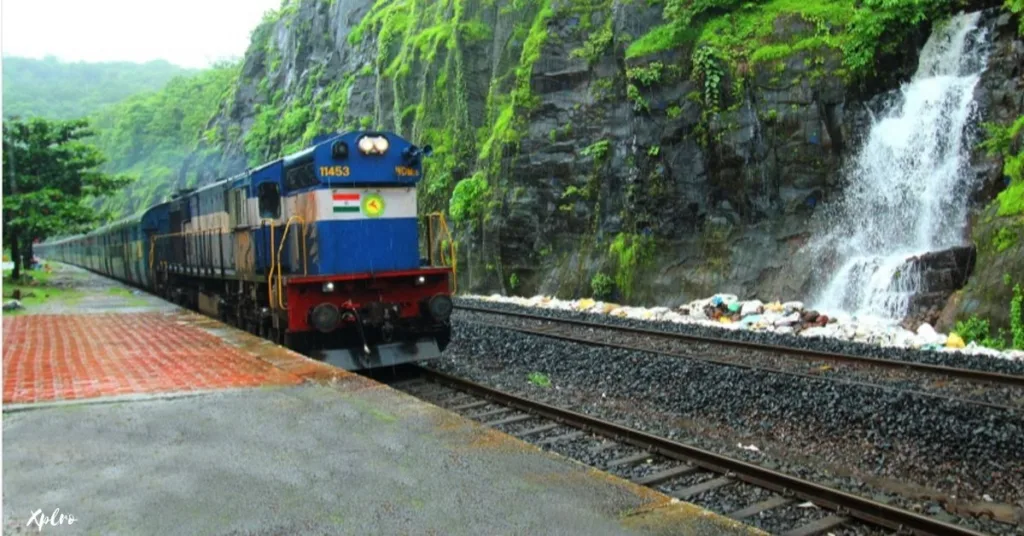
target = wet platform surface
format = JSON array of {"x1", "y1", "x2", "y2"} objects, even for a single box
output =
[{"x1": 2, "y1": 263, "x2": 763, "y2": 535}]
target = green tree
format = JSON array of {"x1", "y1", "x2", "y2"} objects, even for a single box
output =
[{"x1": 2, "y1": 117, "x2": 132, "y2": 279}]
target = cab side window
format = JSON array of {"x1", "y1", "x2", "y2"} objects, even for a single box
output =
[{"x1": 258, "y1": 182, "x2": 281, "y2": 219}]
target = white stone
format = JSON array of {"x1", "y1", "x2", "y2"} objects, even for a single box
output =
[
  {"x1": 740, "y1": 300, "x2": 764, "y2": 316},
  {"x1": 774, "y1": 312, "x2": 800, "y2": 326},
  {"x1": 799, "y1": 326, "x2": 835, "y2": 338},
  {"x1": 689, "y1": 308, "x2": 708, "y2": 320},
  {"x1": 460, "y1": 292, "x2": 1022, "y2": 363}
]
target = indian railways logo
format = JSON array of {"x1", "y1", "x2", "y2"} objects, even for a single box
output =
[{"x1": 361, "y1": 194, "x2": 385, "y2": 218}]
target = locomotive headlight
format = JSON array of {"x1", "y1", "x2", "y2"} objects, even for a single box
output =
[
  {"x1": 427, "y1": 294, "x2": 453, "y2": 322},
  {"x1": 415, "y1": 276, "x2": 426, "y2": 286},
  {"x1": 310, "y1": 303, "x2": 341, "y2": 333},
  {"x1": 357, "y1": 135, "x2": 389, "y2": 155},
  {"x1": 322, "y1": 282, "x2": 335, "y2": 293}
]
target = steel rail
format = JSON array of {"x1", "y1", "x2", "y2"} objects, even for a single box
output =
[
  {"x1": 419, "y1": 367, "x2": 989, "y2": 536},
  {"x1": 456, "y1": 303, "x2": 1024, "y2": 388}
]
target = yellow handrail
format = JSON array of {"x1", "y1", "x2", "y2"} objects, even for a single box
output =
[
  {"x1": 273, "y1": 216, "x2": 307, "y2": 310},
  {"x1": 426, "y1": 211, "x2": 457, "y2": 294},
  {"x1": 144, "y1": 220, "x2": 304, "y2": 311},
  {"x1": 259, "y1": 219, "x2": 276, "y2": 310}
]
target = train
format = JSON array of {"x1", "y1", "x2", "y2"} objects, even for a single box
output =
[{"x1": 36, "y1": 130, "x2": 457, "y2": 371}]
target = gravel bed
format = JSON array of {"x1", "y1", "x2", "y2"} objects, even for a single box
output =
[
  {"x1": 543, "y1": 435, "x2": 608, "y2": 465},
  {"x1": 455, "y1": 296, "x2": 1024, "y2": 376},
  {"x1": 685, "y1": 481, "x2": 772, "y2": 516},
  {"x1": 435, "y1": 396, "x2": 890, "y2": 536},
  {"x1": 828, "y1": 524, "x2": 892, "y2": 536},
  {"x1": 463, "y1": 403, "x2": 508, "y2": 419},
  {"x1": 609, "y1": 459, "x2": 675, "y2": 480},
  {"x1": 431, "y1": 391, "x2": 472, "y2": 405},
  {"x1": 518, "y1": 425, "x2": 575, "y2": 443},
  {"x1": 746, "y1": 502, "x2": 836, "y2": 534},
  {"x1": 455, "y1": 309, "x2": 1024, "y2": 410},
  {"x1": 654, "y1": 471, "x2": 710, "y2": 494},
  {"x1": 429, "y1": 321, "x2": 1024, "y2": 535},
  {"x1": 495, "y1": 417, "x2": 547, "y2": 436}
]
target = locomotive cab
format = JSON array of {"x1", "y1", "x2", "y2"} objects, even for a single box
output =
[{"x1": 272, "y1": 131, "x2": 454, "y2": 371}]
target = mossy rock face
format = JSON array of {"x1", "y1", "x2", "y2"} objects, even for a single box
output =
[
  {"x1": 948, "y1": 202, "x2": 1024, "y2": 335},
  {"x1": 86, "y1": 0, "x2": 1024, "y2": 314}
]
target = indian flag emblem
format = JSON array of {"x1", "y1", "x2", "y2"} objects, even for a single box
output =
[{"x1": 332, "y1": 192, "x2": 360, "y2": 213}]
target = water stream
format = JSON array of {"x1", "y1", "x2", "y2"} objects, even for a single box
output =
[{"x1": 806, "y1": 11, "x2": 991, "y2": 322}]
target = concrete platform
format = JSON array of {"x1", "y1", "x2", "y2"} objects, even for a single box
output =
[{"x1": 2, "y1": 263, "x2": 763, "y2": 535}]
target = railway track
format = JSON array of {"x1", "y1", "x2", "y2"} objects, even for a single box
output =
[
  {"x1": 393, "y1": 367, "x2": 988, "y2": 536},
  {"x1": 455, "y1": 304, "x2": 1024, "y2": 411}
]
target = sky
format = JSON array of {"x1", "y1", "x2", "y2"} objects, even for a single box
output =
[{"x1": 1, "y1": 0, "x2": 283, "y2": 69}]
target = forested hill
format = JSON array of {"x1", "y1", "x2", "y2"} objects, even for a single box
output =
[
  {"x1": 2, "y1": 56, "x2": 197, "y2": 119},
  {"x1": 87, "y1": 62, "x2": 242, "y2": 219}
]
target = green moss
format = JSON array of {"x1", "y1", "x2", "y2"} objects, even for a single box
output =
[
  {"x1": 980, "y1": 115, "x2": 1024, "y2": 217},
  {"x1": 625, "y1": 23, "x2": 692, "y2": 59},
  {"x1": 992, "y1": 227, "x2": 1018, "y2": 252},
  {"x1": 581, "y1": 139, "x2": 610, "y2": 161},
  {"x1": 626, "y1": 84, "x2": 648, "y2": 112},
  {"x1": 590, "y1": 77, "x2": 615, "y2": 101},
  {"x1": 549, "y1": 122, "x2": 573, "y2": 142},
  {"x1": 514, "y1": 0, "x2": 554, "y2": 105},
  {"x1": 627, "y1": 0, "x2": 961, "y2": 121},
  {"x1": 626, "y1": 62, "x2": 663, "y2": 86},
  {"x1": 571, "y1": 17, "x2": 614, "y2": 65},
  {"x1": 449, "y1": 171, "x2": 491, "y2": 222},
  {"x1": 608, "y1": 232, "x2": 655, "y2": 301},
  {"x1": 590, "y1": 272, "x2": 614, "y2": 300},
  {"x1": 997, "y1": 181, "x2": 1024, "y2": 217},
  {"x1": 331, "y1": 0, "x2": 559, "y2": 284},
  {"x1": 479, "y1": 103, "x2": 517, "y2": 161},
  {"x1": 1005, "y1": 0, "x2": 1024, "y2": 34}
]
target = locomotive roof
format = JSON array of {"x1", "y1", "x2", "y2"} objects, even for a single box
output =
[{"x1": 40, "y1": 129, "x2": 425, "y2": 245}]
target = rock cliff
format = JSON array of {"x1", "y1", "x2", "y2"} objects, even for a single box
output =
[
  {"x1": 182, "y1": 0, "x2": 1022, "y2": 335},
  {"x1": 941, "y1": 10, "x2": 1024, "y2": 337}
]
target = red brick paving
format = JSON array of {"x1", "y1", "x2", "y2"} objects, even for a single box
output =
[{"x1": 2, "y1": 313, "x2": 304, "y2": 404}]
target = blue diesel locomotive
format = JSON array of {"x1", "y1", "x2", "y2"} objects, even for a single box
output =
[{"x1": 36, "y1": 131, "x2": 456, "y2": 371}]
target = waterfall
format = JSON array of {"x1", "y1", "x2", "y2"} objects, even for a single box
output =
[{"x1": 807, "y1": 11, "x2": 991, "y2": 322}]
